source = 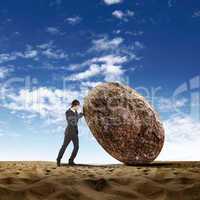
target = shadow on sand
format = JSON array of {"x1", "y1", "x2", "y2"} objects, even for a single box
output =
[{"x1": 61, "y1": 161, "x2": 200, "y2": 168}]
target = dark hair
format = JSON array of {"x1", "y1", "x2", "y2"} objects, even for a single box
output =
[{"x1": 71, "y1": 99, "x2": 80, "y2": 107}]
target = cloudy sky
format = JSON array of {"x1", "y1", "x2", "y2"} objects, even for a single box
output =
[{"x1": 0, "y1": 0, "x2": 199, "y2": 163}]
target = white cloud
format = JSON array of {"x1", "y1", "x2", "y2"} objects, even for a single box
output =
[
  {"x1": 192, "y1": 10, "x2": 200, "y2": 18},
  {"x1": 23, "y1": 50, "x2": 38, "y2": 58},
  {"x1": 90, "y1": 36, "x2": 124, "y2": 52},
  {"x1": 156, "y1": 97, "x2": 188, "y2": 113},
  {"x1": 134, "y1": 41, "x2": 144, "y2": 49},
  {"x1": 0, "y1": 53, "x2": 17, "y2": 64},
  {"x1": 158, "y1": 115, "x2": 200, "y2": 161},
  {"x1": 42, "y1": 48, "x2": 68, "y2": 59},
  {"x1": 37, "y1": 41, "x2": 54, "y2": 49},
  {"x1": 37, "y1": 41, "x2": 68, "y2": 60},
  {"x1": 16, "y1": 49, "x2": 38, "y2": 59},
  {"x1": 97, "y1": 55, "x2": 126, "y2": 82},
  {"x1": 0, "y1": 47, "x2": 38, "y2": 64},
  {"x1": 112, "y1": 10, "x2": 124, "y2": 19},
  {"x1": 0, "y1": 67, "x2": 12, "y2": 79},
  {"x1": 0, "y1": 42, "x2": 68, "y2": 64},
  {"x1": 168, "y1": 0, "x2": 176, "y2": 8},
  {"x1": 112, "y1": 10, "x2": 134, "y2": 21},
  {"x1": 103, "y1": 0, "x2": 123, "y2": 5},
  {"x1": 94, "y1": 54, "x2": 127, "y2": 65},
  {"x1": 2, "y1": 87, "x2": 85, "y2": 121},
  {"x1": 49, "y1": 0, "x2": 62, "y2": 7},
  {"x1": 66, "y1": 64, "x2": 101, "y2": 81},
  {"x1": 65, "y1": 16, "x2": 82, "y2": 25},
  {"x1": 90, "y1": 35, "x2": 140, "y2": 61},
  {"x1": 81, "y1": 81, "x2": 102, "y2": 88},
  {"x1": 164, "y1": 115, "x2": 200, "y2": 142},
  {"x1": 65, "y1": 54, "x2": 127, "y2": 82},
  {"x1": 66, "y1": 35, "x2": 140, "y2": 83},
  {"x1": 125, "y1": 31, "x2": 144, "y2": 36},
  {"x1": 46, "y1": 27, "x2": 60, "y2": 35},
  {"x1": 102, "y1": 64, "x2": 124, "y2": 82},
  {"x1": 113, "y1": 29, "x2": 121, "y2": 34},
  {"x1": 68, "y1": 59, "x2": 95, "y2": 71}
]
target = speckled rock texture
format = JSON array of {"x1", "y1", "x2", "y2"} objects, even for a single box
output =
[{"x1": 83, "y1": 82, "x2": 165, "y2": 165}]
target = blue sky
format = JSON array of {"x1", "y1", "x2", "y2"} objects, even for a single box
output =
[{"x1": 0, "y1": 0, "x2": 199, "y2": 163}]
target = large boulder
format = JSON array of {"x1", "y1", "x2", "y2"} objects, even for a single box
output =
[{"x1": 83, "y1": 82, "x2": 165, "y2": 164}]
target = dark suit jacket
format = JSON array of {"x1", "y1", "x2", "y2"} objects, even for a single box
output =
[{"x1": 65, "y1": 109, "x2": 84, "y2": 135}]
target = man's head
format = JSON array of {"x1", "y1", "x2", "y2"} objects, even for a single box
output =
[{"x1": 71, "y1": 99, "x2": 80, "y2": 111}]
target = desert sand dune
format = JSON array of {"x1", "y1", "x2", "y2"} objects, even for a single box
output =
[{"x1": 0, "y1": 161, "x2": 199, "y2": 200}]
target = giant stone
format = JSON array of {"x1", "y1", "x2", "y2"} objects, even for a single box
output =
[{"x1": 83, "y1": 82, "x2": 165, "y2": 164}]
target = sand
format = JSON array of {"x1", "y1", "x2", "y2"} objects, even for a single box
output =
[{"x1": 0, "y1": 161, "x2": 199, "y2": 200}]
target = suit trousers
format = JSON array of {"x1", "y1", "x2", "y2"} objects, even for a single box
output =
[{"x1": 57, "y1": 127, "x2": 79, "y2": 161}]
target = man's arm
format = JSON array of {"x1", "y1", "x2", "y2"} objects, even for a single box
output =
[{"x1": 78, "y1": 112, "x2": 84, "y2": 120}]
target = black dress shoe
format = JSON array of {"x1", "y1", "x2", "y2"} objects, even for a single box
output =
[
  {"x1": 68, "y1": 160, "x2": 76, "y2": 166},
  {"x1": 57, "y1": 159, "x2": 61, "y2": 167}
]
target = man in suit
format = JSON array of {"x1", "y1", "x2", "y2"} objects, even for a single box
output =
[{"x1": 57, "y1": 99, "x2": 84, "y2": 166}]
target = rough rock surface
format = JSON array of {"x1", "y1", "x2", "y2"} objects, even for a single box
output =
[{"x1": 83, "y1": 82, "x2": 165, "y2": 164}]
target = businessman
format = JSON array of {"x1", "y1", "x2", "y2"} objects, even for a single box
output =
[{"x1": 57, "y1": 99, "x2": 84, "y2": 166}]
